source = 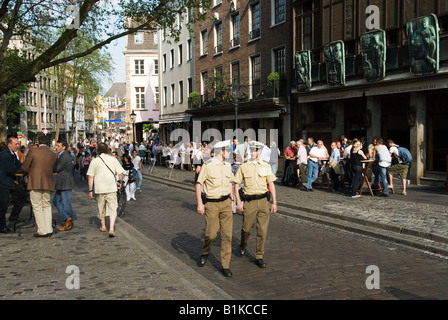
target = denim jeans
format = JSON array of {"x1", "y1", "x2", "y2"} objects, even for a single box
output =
[
  {"x1": 134, "y1": 169, "x2": 142, "y2": 190},
  {"x1": 373, "y1": 164, "x2": 389, "y2": 195},
  {"x1": 305, "y1": 160, "x2": 319, "y2": 189},
  {"x1": 53, "y1": 190, "x2": 73, "y2": 221}
]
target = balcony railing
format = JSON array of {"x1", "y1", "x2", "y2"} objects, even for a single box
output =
[
  {"x1": 249, "y1": 28, "x2": 260, "y2": 40},
  {"x1": 188, "y1": 81, "x2": 287, "y2": 109},
  {"x1": 214, "y1": 44, "x2": 223, "y2": 54},
  {"x1": 230, "y1": 37, "x2": 240, "y2": 48}
]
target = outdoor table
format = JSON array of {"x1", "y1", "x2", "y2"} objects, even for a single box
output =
[{"x1": 358, "y1": 159, "x2": 375, "y2": 196}]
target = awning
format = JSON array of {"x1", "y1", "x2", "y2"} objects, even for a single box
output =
[
  {"x1": 298, "y1": 66, "x2": 448, "y2": 103},
  {"x1": 158, "y1": 115, "x2": 192, "y2": 124}
]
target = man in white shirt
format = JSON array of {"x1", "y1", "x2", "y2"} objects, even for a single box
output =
[
  {"x1": 296, "y1": 140, "x2": 308, "y2": 187},
  {"x1": 87, "y1": 142, "x2": 124, "y2": 237},
  {"x1": 304, "y1": 140, "x2": 328, "y2": 191},
  {"x1": 372, "y1": 138, "x2": 391, "y2": 197}
]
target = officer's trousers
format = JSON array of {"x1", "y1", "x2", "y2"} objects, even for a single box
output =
[
  {"x1": 241, "y1": 198, "x2": 270, "y2": 259},
  {"x1": 203, "y1": 198, "x2": 233, "y2": 269}
]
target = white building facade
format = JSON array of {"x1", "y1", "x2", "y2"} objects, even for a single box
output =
[
  {"x1": 124, "y1": 30, "x2": 160, "y2": 143},
  {"x1": 158, "y1": 8, "x2": 195, "y2": 143}
]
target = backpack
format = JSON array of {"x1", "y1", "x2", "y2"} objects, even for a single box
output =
[{"x1": 398, "y1": 147, "x2": 413, "y2": 164}]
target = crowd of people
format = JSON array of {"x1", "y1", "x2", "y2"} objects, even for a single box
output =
[
  {"x1": 0, "y1": 130, "x2": 412, "y2": 239},
  {"x1": 280, "y1": 135, "x2": 413, "y2": 198}
]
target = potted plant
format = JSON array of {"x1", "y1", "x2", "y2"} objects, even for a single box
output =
[
  {"x1": 267, "y1": 72, "x2": 286, "y2": 87},
  {"x1": 188, "y1": 92, "x2": 201, "y2": 107}
]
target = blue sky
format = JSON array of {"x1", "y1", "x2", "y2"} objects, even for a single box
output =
[{"x1": 101, "y1": 33, "x2": 126, "y2": 94}]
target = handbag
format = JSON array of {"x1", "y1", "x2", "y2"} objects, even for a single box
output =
[{"x1": 329, "y1": 158, "x2": 341, "y2": 175}]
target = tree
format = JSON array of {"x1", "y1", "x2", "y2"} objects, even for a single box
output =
[
  {"x1": 0, "y1": 0, "x2": 212, "y2": 141},
  {"x1": 52, "y1": 31, "x2": 114, "y2": 143}
]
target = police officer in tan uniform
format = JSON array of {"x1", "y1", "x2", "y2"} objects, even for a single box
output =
[
  {"x1": 234, "y1": 141, "x2": 277, "y2": 268},
  {"x1": 196, "y1": 140, "x2": 235, "y2": 277}
]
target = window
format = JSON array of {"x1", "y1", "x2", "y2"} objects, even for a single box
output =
[
  {"x1": 187, "y1": 39, "x2": 193, "y2": 60},
  {"x1": 274, "y1": 0, "x2": 286, "y2": 24},
  {"x1": 134, "y1": 32, "x2": 144, "y2": 44},
  {"x1": 250, "y1": 2, "x2": 261, "y2": 40},
  {"x1": 135, "y1": 87, "x2": 145, "y2": 109},
  {"x1": 134, "y1": 59, "x2": 144, "y2": 75},
  {"x1": 214, "y1": 21, "x2": 223, "y2": 54},
  {"x1": 170, "y1": 83, "x2": 175, "y2": 105},
  {"x1": 201, "y1": 71, "x2": 208, "y2": 101},
  {"x1": 295, "y1": 1, "x2": 321, "y2": 62},
  {"x1": 163, "y1": 86, "x2": 167, "y2": 107},
  {"x1": 179, "y1": 80, "x2": 184, "y2": 104},
  {"x1": 178, "y1": 44, "x2": 183, "y2": 65},
  {"x1": 274, "y1": 47, "x2": 286, "y2": 74},
  {"x1": 154, "y1": 59, "x2": 159, "y2": 74},
  {"x1": 251, "y1": 55, "x2": 261, "y2": 81},
  {"x1": 231, "y1": 13, "x2": 240, "y2": 47},
  {"x1": 231, "y1": 61, "x2": 240, "y2": 86},
  {"x1": 170, "y1": 49, "x2": 174, "y2": 69},
  {"x1": 201, "y1": 29, "x2": 208, "y2": 55},
  {"x1": 251, "y1": 55, "x2": 261, "y2": 97},
  {"x1": 188, "y1": 77, "x2": 193, "y2": 94},
  {"x1": 162, "y1": 54, "x2": 167, "y2": 72},
  {"x1": 154, "y1": 87, "x2": 159, "y2": 109}
]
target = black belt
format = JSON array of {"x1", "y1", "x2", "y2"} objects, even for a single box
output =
[
  {"x1": 202, "y1": 193, "x2": 230, "y2": 204},
  {"x1": 240, "y1": 190, "x2": 270, "y2": 202}
]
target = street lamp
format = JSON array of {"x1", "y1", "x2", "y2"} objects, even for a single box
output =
[
  {"x1": 231, "y1": 80, "x2": 240, "y2": 130},
  {"x1": 130, "y1": 110, "x2": 136, "y2": 143}
]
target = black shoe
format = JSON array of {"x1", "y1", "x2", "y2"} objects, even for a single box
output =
[
  {"x1": 382, "y1": 193, "x2": 389, "y2": 197},
  {"x1": 199, "y1": 254, "x2": 209, "y2": 266},
  {"x1": 255, "y1": 259, "x2": 267, "y2": 268},
  {"x1": 222, "y1": 268, "x2": 232, "y2": 277},
  {"x1": 33, "y1": 232, "x2": 52, "y2": 238},
  {"x1": 0, "y1": 227, "x2": 12, "y2": 234},
  {"x1": 239, "y1": 245, "x2": 246, "y2": 256}
]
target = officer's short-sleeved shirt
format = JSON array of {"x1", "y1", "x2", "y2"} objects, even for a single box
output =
[
  {"x1": 196, "y1": 157, "x2": 234, "y2": 199},
  {"x1": 234, "y1": 160, "x2": 277, "y2": 195}
]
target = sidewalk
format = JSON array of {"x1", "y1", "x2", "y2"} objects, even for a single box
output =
[
  {"x1": 0, "y1": 182, "x2": 234, "y2": 300},
  {"x1": 142, "y1": 164, "x2": 448, "y2": 258}
]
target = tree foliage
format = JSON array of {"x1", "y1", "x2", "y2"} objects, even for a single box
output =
[{"x1": 0, "y1": 0, "x2": 212, "y2": 140}]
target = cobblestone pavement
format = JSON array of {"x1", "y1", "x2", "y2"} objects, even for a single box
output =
[
  {"x1": 123, "y1": 168, "x2": 448, "y2": 300},
  {"x1": 142, "y1": 164, "x2": 448, "y2": 257},
  {"x1": 0, "y1": 182, "x2": 233, "y2": 300},
  {"x1": 1, "y1": 163, "x2": 447, "y2": 302}
]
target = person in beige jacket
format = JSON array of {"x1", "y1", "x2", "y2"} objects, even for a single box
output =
[{"x1": 22, "y1": 134, "x2": 57, "y2": 237}]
